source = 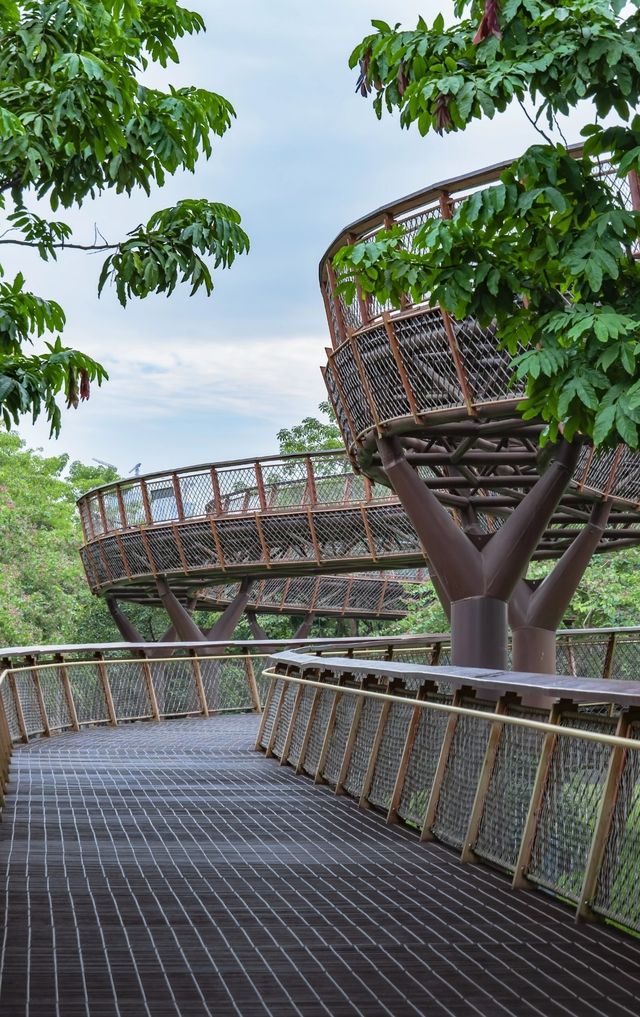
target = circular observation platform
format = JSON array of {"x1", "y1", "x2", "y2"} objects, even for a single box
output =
[
  {"x1": 76, "y1": 451, "x2": 429, "y2": 601},
  {"x1": 319, "y1": 155, "x2": 640, "y2": 554}
]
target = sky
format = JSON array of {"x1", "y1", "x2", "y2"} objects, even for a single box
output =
[{"x1": 13, "y1": 1, "x2": 595, "y2": 476}]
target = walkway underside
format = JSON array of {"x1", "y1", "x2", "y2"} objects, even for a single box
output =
[{"x1": 1, "y1": 717, "x2": 639, "y2": 1017}]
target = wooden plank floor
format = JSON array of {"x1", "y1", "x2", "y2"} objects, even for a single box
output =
[{"x1": 1, "y1": 715, "x2": 639, "y2": 1017}]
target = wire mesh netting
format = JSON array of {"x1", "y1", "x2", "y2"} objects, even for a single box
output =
[
  {"x1": 286, "y1": 685, "x2": 316, "y2": 768},
  {"x1": 1, "y1": 682, "x2": 20, "y2": 741},
  {"x1": 527, "y1": 715, "x2": 616, "y2": 900},
  {"x1": 368, "y1": 700, "x2": 414, "y2": 812},
  {"x1": 321, "y1": 694, "x2": 357, "y2": 786},
  {"x1": 593, "y1": 723, "x2": 640, "y2": 932},
  {"x1": 66, "y1": 665, "x2": 109, "y2": 725},
  {"x1": 430, "y1": 700, "x2": 494, "y2": 849},
  {"x1": 343, "y1": 698, "x2": 384, "y2": 799},
  {"x1": 14, "y1": 674, "x2": 45, "y2": 736},
  {"x1": 272, "y1": 683, "x2": 298, "y2": 758},
  {"x1": 397, "y1": 695, "x2": 452, "y2": 829},
  {"x1": 107, "y1": 661, "x2": 152, "y2": 719},
  {"x1": 303, "y1": 688, "x2": 336, "y2": 776},
  {"x1": 257, "y1": 678, "x2": 283, "y2": 749},
  {"x1": 37, "y1": 669, "x2": 71, "y2": 730},
  {"x1": 473, "y1": 707, "x2": 547, "y2": 870}
]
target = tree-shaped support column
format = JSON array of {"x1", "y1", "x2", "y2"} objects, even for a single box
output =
[{"x1": 377, "y1": 436, "x2": 581, "y2": 669}]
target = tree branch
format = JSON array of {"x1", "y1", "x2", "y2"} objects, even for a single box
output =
[{"x1": 0, "y1": 238, "x2": 119, "y2": 251}]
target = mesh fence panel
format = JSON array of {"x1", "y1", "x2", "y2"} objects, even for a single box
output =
[
  {"x1": 343, "y1": 698, "x2": 383, "y2": 799},
  {"x1": 257, "y1": 678, "x2": 283, "y2": 749},
  {"x1": 397, "y1": 697, "x2": 451, "y2": 829},
  {"x1": 368, "y1": 701, "x2": 413, "y2": 812},
  {"x1": 38, "y1": 670, "x2": 71, "y2": 730},
  {"x1": 107, "y1": 661, "x2": 152, "y2": 720},
  {"x1": 321, "y1": 694, "x2": 357, "y2": 786},
  {"x1": 474, "y1": 707, "x2": 547, "y2": 870},
  {"x1": 286, "y1": 686, "x2": 316, "y2": 768},
  {"x1": 431, "y1": 700, "x2": 494, "y2": 849},
  {"x1": 593, "y1": 726, "x2": 640, "y2": 932},
  {"x1": 67, "y1": 665, "x2": 109, "y2": 725},
  {"x1": 0, "y1": 682, "x2": 20, "y2": 741},
  {"x1": 14, "y1": 674, "x2": 44, "y2": 736},
  {"x1": 272, "y1": 683, "x2": 298, "y2": 758},
  {"x1": 527, "y1": 715, "x2": 615, "y2": 900},
  {"x1": 303, "y1": 688, "x2": 335, "y2": 776},
  {"x1": 161, "y1": 660, "x2": 202, "y2": 716}
]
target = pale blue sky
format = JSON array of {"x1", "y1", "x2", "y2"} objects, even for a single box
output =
[{"x1": 14, "y1": 2, "x2": 594, "y2": 475}]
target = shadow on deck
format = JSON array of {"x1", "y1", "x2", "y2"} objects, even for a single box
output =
[{"x1": 1, "y1": 715, "x2": 639, "y2": 1016}]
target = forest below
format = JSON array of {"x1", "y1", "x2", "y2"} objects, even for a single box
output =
[{"x1": 1, "y1": 405, "x2": 639, "y2": 649}]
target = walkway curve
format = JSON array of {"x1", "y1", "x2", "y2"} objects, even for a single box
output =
[{"x1": 1, "y1": 714, "x2": 639, "y2": 1017}]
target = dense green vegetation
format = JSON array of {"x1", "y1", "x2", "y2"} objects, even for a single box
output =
[
  {"x1": 337, "y1": 1, "x2": 640, "y2": 449},
  {"x1": 0, "y1": 1, "x2": 248, "y2": 437}
]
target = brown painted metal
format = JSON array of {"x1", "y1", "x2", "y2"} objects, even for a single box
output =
[{"x1": 94, "y1": 652, "x2": 118, "y2": 726}]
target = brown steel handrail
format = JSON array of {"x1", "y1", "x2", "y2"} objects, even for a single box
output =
[{"x1": 259, "y1": 654, "x2": 640, "y2": 935}]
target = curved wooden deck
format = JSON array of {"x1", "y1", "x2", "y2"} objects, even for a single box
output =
[{"x1": 1, "y1": 715, "x2": 638, "y2": 1016}]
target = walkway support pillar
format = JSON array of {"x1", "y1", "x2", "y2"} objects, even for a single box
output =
[
  {"x1": 155, "y1": 577, "x2": 207, "y2": 643},
  {"x1": 377, "y1": 436, "x2": 580, "y2": 669},
  {"x1": 203, "y1": 578, "x2": 255, "y2": 641},
  {"x1": 509, "y1": 501, "x2": 612, "y2": 673},
  {"x1": 246, "y1": 609, "x2": 269, "y2": 641},
  {"x1": 107, "y1": 595, "x2": 188, "y2": 659},
  {"x1": 293, "y1": 612, "x2": 317, "y2": 640}
]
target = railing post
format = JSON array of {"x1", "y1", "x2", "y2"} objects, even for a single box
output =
[
  {"x1": 56, "y1": 655, "x2": 79, "y2": 732},
  {"x1": 255, "y1": 674, "x2": 279, "y2": 750},
  {"x1": 512, "y1": 701, "x2": 565, "y2": 889},
  {"x1": 461, "y1": 696, "x2": 510, "y2": 863},
  {"x1": 8, "y1": 673, "x2": 28, "y2": 743},
  {"x1": 576, "y1": 710, "x2": 634, "y2": 922},
  {"x1": 188, "y1": 651, "x2": 209, "y2": 717},
  {"x1": 314, "y1": 682, "x2": 344, "y2": 784},
  {"x1": 335, "y1": 688, "x2": 365, "y2": 795},
  {"x1": 602, "y1": 632, "x2": 616, "y2": 679},
  {"x1": 266, "y1": 679, "x2": 289, "y2": 758},
  {"x1": 359, "y1": 698, "x2": 392, "y2": 807},
  {"x1": 243, "y1": 652, "x2": 262, "y2": 712},
  {"x1": 421, "y1": 690, "x2": 464, "y2": 842},
  {"x1": 94, "y1": 652, "x2": 118, "y2": 726},
  {"x1": 387, "y1": 685, "x2": 429, "y2": 825},
  {"x1": 279, "y1": 683, "x2": 305, "y2": 766},
  {"x1": 141, "y1": 652, "x2": 161, "y2": 721},
  {"x1": 296, "y1": 686, "x2": 323, "y2": 774},
  {"x1": 27, "y1": 657, "x2": 50, "y2": 737}
]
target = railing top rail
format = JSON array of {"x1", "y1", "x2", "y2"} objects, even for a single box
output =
[
  {"x1": 318, "y1": 143, "x2": 584, "y2": 269},
  {"x1": 271, "y1": 648, "x2": 640, "y2": 708},
  {"x1": 0, "y1": 625, "x2": 638, "y2": 662},
  {"x1": 262, "y1": 666, "x2": 640, "y2": 751},
  {"x1": 78, "y1": 447, "x2": 350, "y2": 500}
]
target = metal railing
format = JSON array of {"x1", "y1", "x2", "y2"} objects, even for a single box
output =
[{"x1": 258, "y1": 651, "x2": 640, "y2": 936}]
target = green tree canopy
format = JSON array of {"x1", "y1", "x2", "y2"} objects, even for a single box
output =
[
  {"x1": 336, "y1": 1, "x2": 640, "y2": 448},
  {"x1": 277, "y1": 401, "x2": 343, "y2": 454},
  {"x1": 0, "y1": 1, "x2": 249, "y2": 436}
]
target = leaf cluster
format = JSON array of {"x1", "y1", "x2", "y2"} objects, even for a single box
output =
[{"x1": 338, "y1": 3, "x2": 640, "y2": 448}]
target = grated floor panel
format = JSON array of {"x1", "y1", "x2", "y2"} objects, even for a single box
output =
[{"x1": 0, "y1": 715, "x2": 639, "y2": 1016}]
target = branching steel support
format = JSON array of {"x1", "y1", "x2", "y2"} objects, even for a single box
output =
[
  {"x1": 509, "y1": 501, "x2": 612, "y2": 673},
  {"x1": 377, "y1": 436, "x2": 580, "y2": 668},
  {"x1": 155, "y1": 576, "x2": 207, "y2": 643},
  {"x1": 107, "y1": 596, "x2": 179, "y2": 659},
  {"x1": 202, "y1": 579, "x2": 255, "y2": 641},
  {"x1": 246, "y1": 609, "x2": 269, "y2": 641},
  {"x1": 293, "y1": 612, "x2": 317, "y2": 640}
]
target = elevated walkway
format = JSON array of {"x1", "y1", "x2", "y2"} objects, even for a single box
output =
[{"x1": 2, "y1": 714, "x2": 639, "y2": 1016}]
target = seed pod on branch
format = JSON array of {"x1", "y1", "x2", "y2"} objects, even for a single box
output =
[
  {"x1": 397, "y1": 63, "x2": 410, "y2": 97},
  {"x1": 435, "y1": 94, "x2": 453, "y2": 134},
  {"x1": 80, "y1": 369, "x2": 90, "y2": 402},
  {"x1": 355, "y1": 49, "x2": 373, "y2": 97},
  {"x1": 473, "y1": 0, "x2": 502, "y2": 45},
  {"x1": 66, "y1": 367, "x2": 79, "y2": 409}
]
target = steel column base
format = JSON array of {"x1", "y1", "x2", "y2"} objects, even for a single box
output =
[
  {"x1": 451, "y1": 597, "x2": 508, "y2": 670},
  {"x1": 511, "y1": 627, "x2": 557, "y2": 675}
]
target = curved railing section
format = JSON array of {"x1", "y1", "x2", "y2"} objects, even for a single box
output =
[
  {"x1": 259, "y1": 650, "x2": 640, "y2": 936},
  {"x1": 77, "y1": 451, "x2": 431, "y2": 595},
  {"x1": 319, "y1": 157, "x2": 640, "y2": 521}
]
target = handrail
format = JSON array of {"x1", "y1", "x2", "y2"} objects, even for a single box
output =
[
  {"x1": 261, "y1": 667, "x2": 640, "y2": 750},
  {"x1": 319, "y1": 144, "x2": 585, "y2": 269},
  {"x1": 258, "y1": 650, "x2": 640, "y2": 936}
]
